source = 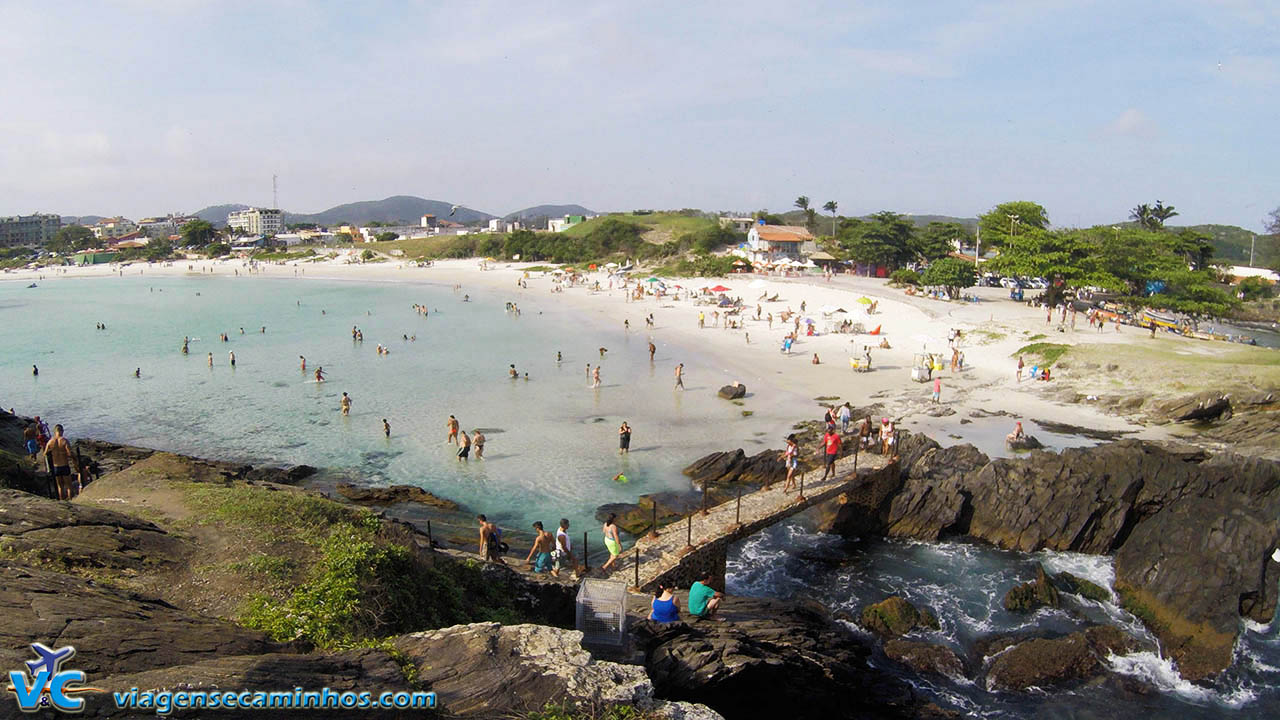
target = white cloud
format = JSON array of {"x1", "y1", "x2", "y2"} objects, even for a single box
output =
[{"x1": 1102, "y1": 108, "x2": 1157, "y2": 137}]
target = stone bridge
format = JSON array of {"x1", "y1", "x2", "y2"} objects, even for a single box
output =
[{"x1": 626, "y1": 453, "x2": 898, "y2": 594}]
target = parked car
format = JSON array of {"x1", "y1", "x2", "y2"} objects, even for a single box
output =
[
  {"x1": 1025, "y1": 277, "x2": 1048, "y2": 289},
  {"x1": 999, "y1": 277, "x2": 1022, "y2": 289}
]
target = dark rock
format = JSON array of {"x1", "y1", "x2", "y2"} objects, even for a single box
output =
[
  {"x1": 860, "y1": 596, "x2": 940, "y2": 639},
  {"x1": 883, "y1": 639, "x2": 966, "y2": 678},
  {"x1": 0, "y1": 565, "x2": 280, "y2": 678},
  {"x1": 634, "y1": 597, "x2": 937, "y2": 720},
  {"x1": 881, "y1": 444, "x2": 987, "y2": 541},
  {"x1": 1003, "y1": 564, "x2": 1060, "y2": 612},
  {"x1": 1005, "y1": 435, "x2": 1043, "y2": 451},
  {"x1": 984, "y1": 632, "x2": 1099, "y2": 691},
  {"x1": 0, "y1": 489, "x2": 190, "y2": 571},
  {"x1": 1149, "y1": 391, "x2": 1232, "y2": 423},
  {"x1": 335, "y1": 482, "x2": 459, "y2": 509},
  {"x1": 923, "y1": 406, "x2": 955, "y2": 417},
  {"x1": 717, "y1": 383, "x2": 747, "y2": 400},
  {"x1": 1055, "y1": 572, "x2": 1112, "y2": 603},
  {"x1": 682, "y1": 449, "x2": 789, "y2": 489},
  {"x1": 245, "y1": 464, "x2": 317, "y2": 485},
  {"x1": 86, "y1": 650, "x2": 410, "y2": 718},
  {"x1": 1027, "y1": 419, "x2": 1135, "y2": 441}
]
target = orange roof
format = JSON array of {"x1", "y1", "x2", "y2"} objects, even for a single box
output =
[{"x1": 753, "y1": 225, "x2": 812, "y2": 242}]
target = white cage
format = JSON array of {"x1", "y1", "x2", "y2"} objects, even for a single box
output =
[{"x1": 576, "y1": 579, "x2": 627, "y2": 646}]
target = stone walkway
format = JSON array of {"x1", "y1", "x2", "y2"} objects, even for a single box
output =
[{"x1": 628, "y1": 452, "x2": 891, "y2": 592}]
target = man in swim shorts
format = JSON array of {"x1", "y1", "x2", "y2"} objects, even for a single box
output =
[
  {"x1": 44, "y1": 424, "x2": 77, "y2": 500},
  {"x1": 23, "y1": 422, "x2": 39, "y2": 461},
  {"x1": 526, "y1": 521, "x2": 554, "y2": 573},
  {"x1": 477, "y1": 514, "x2": 506, "y2": 565},
  {"x1": 340, "y1": 392, "x2": 351, "y2": 416},
  {"x1": 456, "y1": 430, "x2": 471, "y2": 460},
  {"x1": 446, "y1": 415, "x2": 459, "y2": 444}
]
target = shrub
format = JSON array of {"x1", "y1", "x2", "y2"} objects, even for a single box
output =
[{"x1": 889, "y1": 268, "x2": 920, "y2": 286}]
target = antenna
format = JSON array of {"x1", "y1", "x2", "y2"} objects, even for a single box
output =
[{"x1": 272, "y1": 174, "x2": 278, "y2": 210}]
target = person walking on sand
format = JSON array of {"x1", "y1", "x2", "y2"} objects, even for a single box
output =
[
  {"x1": 674, "y1": 363, "x2": 685, "y2": 390},
  {"x1": 456, "y1": 430, "x2": 471, "y2": 460},
  {"x1": 618, "y1": 421, "x2": 631, "y2": 454},
  {"x1": 932, "y1": 377, "x2": 941, "y2": 403},
  {"x1": 698, "y1": 311, "x2": 705, "y2": 329},
  {"x1": 446, "y1": 415, "x2": 459, "y2": 444},
  {"x1": 526, "y1": 521, "x2": 555, "y2": 574},
  {"x1": 44, "y1": 424, "x2": 78, "y2": 500},
  {"x1": 601, "y1": 514, "x2": 622, "y2": 573},
  {"x1": 648, "y1": 341, "x2": 656, "y2": 362},
  {"x1": 340, "y1": 392, "x2": 352, "y2": 416},
  {"x1": 781, "y1": 434, "x2": 799, "y2": 492},
  {"x1": 472, "y1": 429, "x2": 485, "y2": 458},
  {"x1": 1017, "y1": 355, "x2": 1024, "y2": 382},
  {"x1": 592, "y1": 365, "x2": 601, "y2": 388}
]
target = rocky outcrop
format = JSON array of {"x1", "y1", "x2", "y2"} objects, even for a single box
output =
[
  {"x1": 1002, "y1": 564, "x2": 1060, "y2": 612},
  {"x1": 1005, "y1": 435, "x2": 1043, "y2": 451},
  {"x1": 859, "y1": 596, "x2": 940, "y2": 639},
  {"x1": 717, "y1": 383, "x2": 747, "y2": 400},
  {"x1": 681, "y1": 449, "x2": 789, "y2": 489},
  {"x1": 984, "y1": 626, "x2": 1137, "y2": 691},
  {"x1": 1054, "y1": 571, "x2": 1111, "y2": 603},
  {"x1": 883, "y1": 639, "x2": 966, "y2": 679},
  {"x1": 1148, "y1": 391, "x2": 1233, "y2": 423},
  {"x1": 633, "y1": 598, "x2": 947, "y2": 719},
  {"x1": 335, "y1": 482, "x2": 459, "y2": 509},
  {"x1": 395, "y1": 622, "x2": 721, "y2": 719},
  {"x1": 882, "y1": 444, "x2": 987, "y2": 541}
]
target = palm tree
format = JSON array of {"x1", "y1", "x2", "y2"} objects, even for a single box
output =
[
  {"x1": 1129, "y1": 204, "x2": 1153, "y2": 231},
  {"x1": 1150, "y1": 200, "x2": 1178, "y2": 229},
  {"x1": 794, "y1": 196, "x2": 810, "y2": 212},
  {"x1": 822, "y1": 201, "x2": 838, "y2": 235}
]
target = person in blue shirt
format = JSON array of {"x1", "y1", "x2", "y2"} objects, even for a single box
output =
[
  {"x1": 649, "y1": 583, "x2": 680, "y2": 623},
  {"x1": 687, "y1": 573, "x2": 723, "y2": 621}
]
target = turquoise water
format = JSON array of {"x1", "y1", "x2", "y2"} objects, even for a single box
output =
[{"x1": 0, "y1": 272, "x2": 795, "y2": 537}]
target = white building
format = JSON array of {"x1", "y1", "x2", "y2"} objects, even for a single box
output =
[
  {"x1": 744, "y1": 224, "x2": 813, "y2": 264},
  {"x1": 91, "y1": 217, "x2": 138, "y2": 240},
  {"x1": 227, "y1": 208, "x2": 284, "y2": 237}
]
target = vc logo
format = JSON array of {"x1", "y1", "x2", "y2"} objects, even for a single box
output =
[{"x1": 6, "y1": 643, "x2": 102, "y2": 713}]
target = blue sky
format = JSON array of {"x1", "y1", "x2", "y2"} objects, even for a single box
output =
[{"x1": 0, "y1": 0, "x2": 1275, "y2": 229}]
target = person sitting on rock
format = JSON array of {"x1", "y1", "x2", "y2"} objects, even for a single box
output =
[
  {"x1": 1007, "y1": 422, "x2": 1026, "y2": 443},
  {"x1": 649, "y1": 583, "x2": 680, "y2": 623},
  {"x1": 687, "y1": 573, "x2": 724, "y2": 621}
]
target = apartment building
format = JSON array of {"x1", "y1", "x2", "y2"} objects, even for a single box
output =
[
  {"x1": 0, "y1": 213, "x2": 61, "y2": 247},
  {"x1": 227, "y1": 208, "x2": 284, "y2": 236}
]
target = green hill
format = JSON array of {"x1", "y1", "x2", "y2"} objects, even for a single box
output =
[
  {"x1": 504, "y1": 204, "x2": 596, "y2": 221},
  {"x1": 1172, "y1": 224, "x2": 1278, "y2": 267},
  {"x1": 560, "y1": 211, "x2": 719, "y2": 243}
]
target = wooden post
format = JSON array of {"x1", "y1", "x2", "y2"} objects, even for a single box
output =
[
  {"x1": 853, "y1": 441, "x2": 859, "y2": 472},
  {"x1": 700, "y1": 480, "x2": 709, "y2": 516},
  {"x1": 797, "y1": 471, "x2": 806, "y2": 502},
  {"x1": 647, "y1": 506, "x2": 659, "y2": 539},
  {"x1": 735, "y1": 487, "x2": 742, "y2": 526},
  {"x1": 633, "y1": 546, "x2": 641, "y2": 589},
  {"x1": 582, "y1": 531, "x2": 590, "y2": 571}
]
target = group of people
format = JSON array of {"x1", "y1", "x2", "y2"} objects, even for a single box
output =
[
  {"x1": 476, "y1": 511, "x2": 629, "y2": 580},
  {"x1": 446, "y1": 415, "x2": 486, "y2": 461},
  {"x1": 22, "y1": 417, "x2": 84, "y2": 500},
  {"x1": 648, "y1": 573, "x2": 725, "y2": 623}
]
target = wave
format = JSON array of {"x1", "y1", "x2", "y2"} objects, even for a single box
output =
[{"x1": 1106, "y1": 652, "x2": 1258, "y2": 708}]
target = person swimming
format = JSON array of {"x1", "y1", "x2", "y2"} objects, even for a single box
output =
[{"x1": 314, "y1": 366, "x2": 325, "y2": 382}]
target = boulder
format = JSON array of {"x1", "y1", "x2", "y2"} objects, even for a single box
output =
[
  {"x1": 633, "y1": 597, "x2": 939, "y2": 720},
  {"x1": 1005, "y1": 435, "x2": 1043, "y2": 451},
  {"x1": 859, "y1": 596, "x2": 940, "y2": 639},
  {"x1": 682, "y1": 449, "x2": 789, "y2": 489},
  {"x1": 882, "y1": 444, "x2": 988, "y2": 541},
  {"x1": 717, "y1": 383, "x2": 747, "y2": 400},
  {"x1": 335, "y1": 482, "x2": 459, "y2": 509},
  {"x1": 984, "y1": 626, "x2": 1138, "y2": 691},
  {"x1": 1002, "y1": 564, "x2": 1060, "y2": 612},
  {"x1": 1149, "y1": 391, "x2": 1232, "y2": 423},
  {"x1": 1054, "y1": 572, "x2": 1112, "y2": 603},
  {"x1": 883, "y1": 639, "x2": 966, "y2": 679},
  {"x1": 394, "y1": 622, "x2": 721, "y2": 719}
]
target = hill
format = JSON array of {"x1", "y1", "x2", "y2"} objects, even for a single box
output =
[
  {"x1": 291, "y1": 196, "x2": 494, "y2": 226},
  {"x1": 504, "y1": 204, "x2": 596, "y2": 220},
  {"x1": 560, "y1": 211, "x2": 718, "y2": 244},
  {"x1": 193, "y1": 204, "x2": 250, "y2": 226},
  {"x1": 1172, "y1": 224, "x2": 1279, "y2": 267},
  {"x1": 60, "y1": 215, "x2": 105, "y2": 226}
]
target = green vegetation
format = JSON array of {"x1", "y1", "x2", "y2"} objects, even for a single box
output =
[
  {"x1": 250, "y1": 248, "x2": 317, "y2": 262},
  {"x1": 181, "y1": 219, "x2": 217, "y2": 247},
  {"x1": 920, "y1": 257, "x2": 977, "y2": 298},
  {"x1": 1237, "y1": 276, "x2": 1275, "y2": 301},
  {"x1": 526, "y1": 703, "x2": 661, "y2": 720},
  {"x1": 977, "y1": 201, "x2": 1050, "y2": 251},
  {"x1": 1026, "y1": 333, "x2": 1047, "y2": 341},
  {"x1": 888, "y1": 268, "x2": 920, "y2": 286},
  {"x1": 1014, "y1": 342, "x2": 1069, "y2": 367},
  {"x1": 204, "y1": 242, "x2": 230, "y2": 257}
]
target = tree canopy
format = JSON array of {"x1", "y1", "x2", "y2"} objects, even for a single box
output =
[
  {"x1": 920, "y1": 257, "x2": 976, "y2": 298},
  {"x1": 915, "y1": 221, "x2": 969, "y2": 262},
  {"x1": 837, "y1": 211, "x2": 915, "y2": 267},
  {"x1": 977, "y1": 201, "x2": 1049, "y2": 250},
  {"x1": 181, "y1": 219, "x2": 217, "y2": 247},
  {"x1": 47, "y1": 225, "x2": 95, "y2": 253}
]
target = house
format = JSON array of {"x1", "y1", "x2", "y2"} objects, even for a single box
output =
[
  {"x1": 91, "y1": 217, "x2": 138, "y2": 240},
  {"x1": 745, "y1": 223, "x2": 813, "y2": 263},
  {"x1": 547, "y1": 215, "x2": 587, "y2": 233},
  {"x1": 719, "y1": 216, "x2": 754, "y2": 233}
]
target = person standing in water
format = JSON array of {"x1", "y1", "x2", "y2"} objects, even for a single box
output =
[
  {"x1": 618, "y1": 421, "x2": 631, "y2": 455},
  {"x1": 592, "y1": 365, "x2": 601, "y2": 388},
  {"x1": 383, "y1": 419, "x2": 391, "y2": 437},
  {"x1": 648, "y1": 341, "x2": 656, "y2": 362},
  {"x1": 340, "y1": 392, "x2": 351, "y2": 416},
  {"x1": 300, "y1": 355, "x2": 306, "y2": 371},
  {"x1": 456, "y1": 430, "x2": 471, "y2": 461},
  {"x1": 472, "y1": 430, "x2": 485, "y2": 459},
  {"x1": 134, "y1": 368, "x2": 141, "y2": 378},
  {"x1": 32, "y1": 364, "x2": 38, "y2": 377},
  {"x1": 674, "y1": 363, "x2": 685, "y2": 390},
  {"x1": 207, "y1": 352, "x2": 214, "y2": 367},
  {"x1": 446, "y1": 415, "x2": 459, "y2": 444},
  {"x1": 314, "y1": 366, "x2": 325, "y2": 382},
  {"x1": 229, "y1": 351, "x2": 236, "y2": 367}
]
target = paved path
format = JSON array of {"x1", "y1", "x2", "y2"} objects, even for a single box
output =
[{"x1": 628, "y1": 452, "x2": 891, "y2": 591}]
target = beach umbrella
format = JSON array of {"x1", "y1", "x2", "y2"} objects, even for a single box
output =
[
  {"x1": 484, "y1": 257, "x2": 497, "y2": 262},
  {"x1": 605, "y1": 262, "x2": 619, "y2": 268},
  {"x1": 710, "y1": 284, "x2": 731, "y2": 292},
  {"x1": 588, "y1": 263, "x2": 597, "y2": 270},
  {"x1": 732, "y1": 260, "x2": 746, "y2": 266},
  {"x1": 646, "y1": 277, "x2": 661, "y2": 283},
  {"x1": 804, "y1": 317, "x2": 816, "y2": 324},
  {"x1": 856, "y1": 297, "x2": 873, "y2": 305}
]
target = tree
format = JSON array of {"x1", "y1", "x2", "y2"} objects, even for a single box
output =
[
  {"x1": 838, "y1": 211, "x2": 915, "y2": 267},
  {"x1": 181, "y1": 219, "x2": 217, "y2": 247},
  {"x1": 752, "y1": 210, "x2": 784, "y2": 225},
  {"x1": 977, "y1": 201, "x2": 1049, "y2": 250},
  {"x1": 920, "y1": 258, "x2": 977, "y2": 298},
  {"x1": 144, "y1": 240, "x2": 173, "y2": 262},
  {"x1": 375, "y1": 231, "x2": 399, "y2": 242},
  {"x1": 204, "y1": 242, "x2": 230, "y2": 257},
  {"x1": 1131, "y1": 200, "x2": 1178, "y2": 231},
  {"x1": 1266, "y1": 207, "x2": 1280, "y2": 235},
  {"x1": 1129, "y1": 203, "x2": 1153, "y2": 230},
  {"x1": 1150, "y1": 200, "x2": 1178, "y2": 228},
  {"x1": 915, "y1": 222, "x2": 970, "y2": 262},
  {"x1": 335, "y1": 232, "x2": 354, "y2": 244},
  {"x1": 822, "y1": 201, "x2": 838, "y2": 236},
  {"x1": 794, "y1": 196, "x2": 817, "y2": 231},
  {"x1": 48, "y1": 225, "x2": 95, "y2": 253},
  {"x1": 794, "y1": 196, "x2": 810, "y2": 212}
]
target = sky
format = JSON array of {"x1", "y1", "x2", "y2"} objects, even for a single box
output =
[{"x1": 0, "y1": 0, "x2": 1276, "y2": 230}]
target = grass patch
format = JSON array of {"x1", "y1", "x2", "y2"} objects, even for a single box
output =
[
  {"x1": 1013, "y1": 342, "x2": 1070, "y2": 367},
  {"x1": 1026, "y1": 333, "x2": 1047, "y2": 341},
  {"x1": 526, "y1": 703, "x2": 663, "y2": 720},
  {"x1": 741, "y1": 410, "x2": 754, "y2": 417},
  {"x1": 183, "y1": 483, "x2": 378, "y2": 543},
  {"x1": 814, "y1": 395, "x2": 841, "y2": 402}
]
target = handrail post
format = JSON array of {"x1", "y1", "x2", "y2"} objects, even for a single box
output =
[
  {"x1": 700, "y1": 480, "x2": 709, "y2": 516},
  {"x1": 647, "y1": 505, "x2": 659, "y2": 540},
  {"x1": 633, "y1": 546, "x2": 641, "y2": 590},
  {"x1": 735, "y1": 487, "x2": 742, "y2": 526},
  {"x1": 582, "y1": 531, "x2": 590, "y2": 571},
  {"x1": 797, "y1": 471, "x2": 806, "y2": 502}
]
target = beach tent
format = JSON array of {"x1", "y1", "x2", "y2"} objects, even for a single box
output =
[{"x1": 710, "y1": 285, "x2": 731, "y2": 292}]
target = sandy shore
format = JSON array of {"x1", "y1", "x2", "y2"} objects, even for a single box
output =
[{"x1": 7, "y1": 254, "x2": 1201, "y2": 451}]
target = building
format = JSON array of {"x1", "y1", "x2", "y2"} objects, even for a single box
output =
[
  {"x1": 719, "y1": 216, "x2": 755, "y2": 233},
  {"x1": 108, "y1": 231, "x2": 149, "y2": 248},
  {"x1": 91, "y1": 217, "x2": 138, "y2": 240},
  {"x1": 227, "y1": 208, "x2": 284, "y2": 236},
  {"x1": 137, "y1": 214, "x2": 199, "y2": 240},
  {"x1": 420, "y1": 214, "x2": 437, "y2": 229},
  {"x1": 547, "y1": 214, "x2": 588, "y2": 233},
  {"x1": 745, "y1": 223, "x2": 814, "y2": 263},
  {"x1": 0, "y1": 213, "x2": 61, "y2": 247},
  {"x1": 358, "y1": 224, "x2": 432, "y2": 243},
  {"x1": 487, "y1": 218, "x2": 523, "y2": 233},
  {"x1": 1228, "y1": 265, "x2": 1279, "y2": 284}
]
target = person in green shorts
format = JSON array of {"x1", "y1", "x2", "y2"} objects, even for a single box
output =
[
  {"x1": 601, "y1": 513, "x2": 622, "y2": 573},
  {"x1": 526, "y1": 521, "x2": 555, "y2": 573},
  {"x1": 687, "y1": 573, "x2": 723, "y2": 621}
]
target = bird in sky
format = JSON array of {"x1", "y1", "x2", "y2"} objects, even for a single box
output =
[{"x1": 450, "y1": 204, "x2": 463, "y2": 217}]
